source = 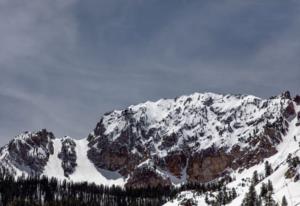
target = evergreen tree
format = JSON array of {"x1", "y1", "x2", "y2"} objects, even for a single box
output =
[
  {"x1": 264, "y1": 180, "x2": 276, "y2": 206},
  {"x1": 281, "y1": 196, "x2": 288, "y2": 206},
  {"x1": 252, "y1": 171, "x2": 259, "y2": 185},
  {"x1": 287, "y1": 154, "x2": 292, "y2": 166},
  {"x1": 231, "y1": 188, "x2": 237, "y2": 199},
  {"x1": 286, "y1": 153, "x2": 300, "y2": 168},
  {"x1": 267, "y1": 180, "x2": 274, "y2": 193},
  {"x1": 205, "y1": 193, "x2": 210, "y2": 205},
  {"x1": 260, "y1": 183, "x2": 268, "y2": 198},
  {"x1": 265, "y1": 161, "x2": 273, "y2": 177},
  {"x1": 242, "y1": 184, "x2": 259, "y2": 206},
  {"x1": 265, "y1": 193, "x2": 276, "y2": 206},
  {"x1": 291, "y1": 156, "x2": 300, "y2": 168}
]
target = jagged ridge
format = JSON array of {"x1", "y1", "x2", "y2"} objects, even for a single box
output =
[{"x1": 0, "y1": 91, "x2": 299, "y2": 190}]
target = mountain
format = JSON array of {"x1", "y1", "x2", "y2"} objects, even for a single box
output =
[{"x1": 0, "y1": 91, "x2": 300, "y2": 205}]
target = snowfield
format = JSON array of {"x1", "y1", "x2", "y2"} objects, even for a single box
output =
[{"x1": 45, "y1": 138, "x2": 126, "y2": 186}]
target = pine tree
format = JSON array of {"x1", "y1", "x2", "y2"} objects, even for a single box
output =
[
  {"x1": 281, "y1": 195, "x2": 288, "y2": 206},
  {"x1": 287, "y1": 154, "x2": 292, "y2": 166},
  {"x1": 242, "y1": 184, "x2": 259, "y2": 206},
  {"x1": 260, "y1": 183, "x2": 268, "y2": 198},
  {"x1": 264, "y1": 180, "x2": 276, "y2": 206},
  {"x1": 265, "y1": 161, "x2": 273, "y2": 177},
  {"x1": 292, "y1": 156, "x2": 300, "y2": 168},
  {"x1": 252, "y1": 171, "x2": 259, "y2": 185},
  {"x1": 205, "y1": 193, "x2": 210, "y2": 205},
  {"x1": 265, "y1": 193, "x2": 276, "y2": 206},
  {"x1": 267, "y1": 180, "x2": 274, "y2": 193},
  {"x1": 216, "y1": 190, "x2": 224, "y2": 205},
  {"x1": 232, "y1": 188, "x2": 237, "y2": 199}
]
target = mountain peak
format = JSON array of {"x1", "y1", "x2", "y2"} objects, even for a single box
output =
[{"x1": 0, "y1": 91, "x2": 299, "y2": 192}]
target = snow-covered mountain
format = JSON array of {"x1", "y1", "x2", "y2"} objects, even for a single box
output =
[
  {"x1": 0, "y1": 91, "x2": 299, "y2": 205},
  {"x1": 164, "y1": 93, "x2": 300, "y2": 206},
  {"x1": 0, "y1": 131, "x2": 125, "y2": 186}
]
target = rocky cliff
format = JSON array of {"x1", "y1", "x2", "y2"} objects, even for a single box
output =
[{"x1": 0, "y1": 91, "x2": 298, "y2": 189}]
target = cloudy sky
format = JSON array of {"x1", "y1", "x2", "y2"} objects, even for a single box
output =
[{"x1": 0, "y1": 0, "x2": 299, "y2": 145}]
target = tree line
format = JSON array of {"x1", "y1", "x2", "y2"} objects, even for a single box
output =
[{"x1": 0, "y1": 169, "x2": 234, "y2": 206}]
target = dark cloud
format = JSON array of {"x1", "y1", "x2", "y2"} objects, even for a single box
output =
[{"x1": 0, "y1": 0, "x2": 299, "y2": 145}]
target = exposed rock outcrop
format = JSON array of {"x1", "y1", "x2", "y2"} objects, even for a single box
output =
[
  {"x1": 87, "y1": 124, "x2": 143, "y2": 176},
  {"x1": 6, "y1": 129, "x2": 54, "y2": 175},
  {"x1": 125, "y1": 162, "x2": 171, "y2": 188},
  {"x1": 164, "y1": 152, "x2": 187, "y2": 178},
  {"x1": 58, "y1": 137, "x2": 77, "y2": 177},
  {"x1": 297, "y1": 112, "x2": 300, "y2": 126},
  {"x1": 283, "y1": 102, "x2": 296, "y2": 120},
  {"x1": 294, "y1": 95, "x2": 300, "y2": 105},
  {"x1": 187, "y1": 148, "x2": 231, "y2": 183}
]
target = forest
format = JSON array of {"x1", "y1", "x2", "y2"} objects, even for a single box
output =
[
  {"x1": 0, "y1": 168, "x2": 234, "y2": 206},
  {"x1": 0, "y1": 161, "x2": 283, "y2": 206}
]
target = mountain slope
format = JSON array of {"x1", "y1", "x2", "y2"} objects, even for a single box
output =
[
  {"x1": 0, "y1": 91, "x2": 299, "y2": 203},
  {"x1": 87, "y1": 91, "x2": 293, "y2": 187},
  {"x1": 164, "y1": 101, "x2": 300, "y2": 205},
  {"x1": 0, "y1": 133, "x2": 126, "y2": 186}
]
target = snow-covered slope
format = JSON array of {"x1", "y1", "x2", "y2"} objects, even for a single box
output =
[
  {"x1": 43, "y1": 138, "x2": 65, "y2": 179},
  {"x1": 67, "y1": 138, "x2": 125, "y2": 186}
]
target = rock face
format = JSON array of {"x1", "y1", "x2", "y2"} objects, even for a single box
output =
[
  {"x1": 87, "y1": 92, "x2": 297, "y2": 187},
  {"x1": 126, "y1": 161, "x2": 171, "y2": 188},
  {"x1": 87, "y1": 121, "x2": 144, "y2": 175},
  {"x1": 294, "y1": 95, "x2": 300, "y2": 105},
  {"x1": 0, "y1": 91, "x2": 299, "y2": 188},
  {"x1": 4, "y1": 129, "x2": 54, "y2": 175},
  {"x1": 187, "y1": 148, "x2": 231, "y2": 182},
  {"x1": 58, "y1": 137, "x2": 77, "y2": 177},
  {"x1": 164, "y1": 152, "x2": 187, "y2": 178},
  {"x1": 283, "y1": 102, "x2": 296, "y2": 120},
  {"x1": 296, "y1": 112, "x2": 300, "y2": 127}
]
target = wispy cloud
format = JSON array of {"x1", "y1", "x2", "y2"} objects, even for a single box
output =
[{"x1": 0, "y1": 0, "x2": 299, "y2": 145}]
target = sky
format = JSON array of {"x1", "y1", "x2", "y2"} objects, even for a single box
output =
[{"x1": 0, "y1": 0, "x2": 300, "y2": 145}]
